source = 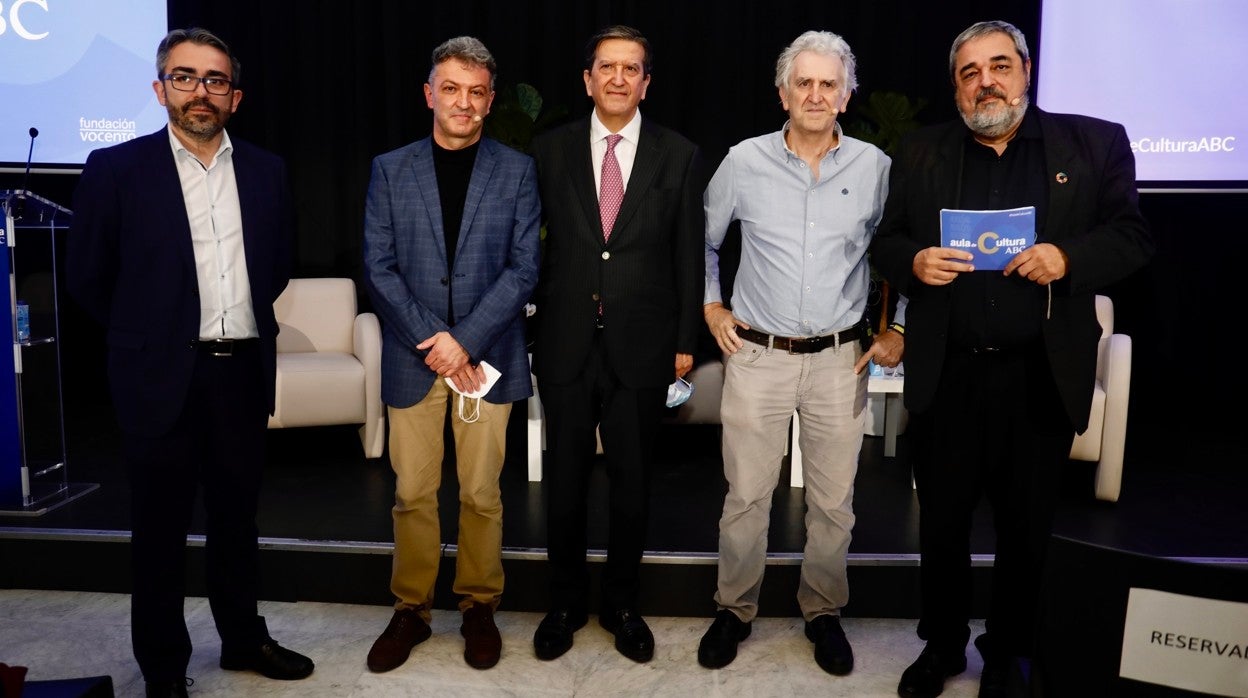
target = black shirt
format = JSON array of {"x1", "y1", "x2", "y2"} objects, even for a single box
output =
[
  {"x1": 431, "y1": 139, "x2": 480, "y2": 321},
  {"x1": 949, "y1": 108, "x2": 1048, "y2": 350}
]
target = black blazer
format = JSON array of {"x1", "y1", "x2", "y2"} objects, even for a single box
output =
[
  {"x1": 530, "y1": 117, "x2": 704, "y2": 388},
  {"x1": 870, "y1": 108, "x2": 1154, "y2": 431},
  {"x1": 67, "y1": 128, "x2": 294, "y2": 436}
]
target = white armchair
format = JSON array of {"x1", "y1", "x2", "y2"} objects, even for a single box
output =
[
  {"x1": 268, "y1": 278, "x2": 385, "y2": 458},
  {"x1": 1069, "y1": 294, "x2": 1132, "y2": 502}
]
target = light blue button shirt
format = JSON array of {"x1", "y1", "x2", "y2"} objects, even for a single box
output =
[{"x1": 704, "y1": 122, "x2": 890, "y2": 337}]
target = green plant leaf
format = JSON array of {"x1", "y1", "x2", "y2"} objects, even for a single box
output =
[
  {"x1": 843, "y1": 90, "x2": 929, "y2": 155},
  {"x1": 516, "y1": 83, "x2": 543, "y2": 122}
]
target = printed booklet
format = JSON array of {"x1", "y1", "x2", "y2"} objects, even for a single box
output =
[{"x1": 939, "y1": 206, "x2": 1036, "y2": 271}]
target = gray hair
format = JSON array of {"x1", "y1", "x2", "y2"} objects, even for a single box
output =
[
  {"x1": 948, "y1": 20, "x2": 1030, "y2": 82},
  {"x1": 428, "y1": 36, "x2": 497, "y2": 90},
  {"x1": 157, "y1": 27, "x2": 241, "y2": 86},
  {"x1": 774, "y1": 30, "x2": 858, "y2": 94}
]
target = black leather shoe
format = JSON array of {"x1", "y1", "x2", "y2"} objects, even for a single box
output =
[
  {"x1": 978, "y1": 658, "x2": 1010, "y2": 698},
  {"x1": 220, "y1": 638, "x2": 314, "y2": 680},
  {"x1": 599, "y1": 609, "x2": 655, "y2": 663},
  {"x1": 144, "y1": 678, "x2": 191, "y2": 697},
  {"x1": 898, "y1": 644, "x2": 967, "y2": 698},
  {"x1": 805, "y1": 614, "x2": 854, "y2": 675},
  {"x1": 698, "y1": 609, "x2": 752, "y2": 669},
  {"x1": 974, "y1": 633, "x2": 1010, "y2": 698},
  {"x1": 533, "y1": 608, "x2": 587, "y2": 660}
]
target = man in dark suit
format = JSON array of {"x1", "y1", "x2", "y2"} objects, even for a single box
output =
[
  {"x1": 361, "y1": 36, "x2": 540, "y2": 673},
  {"x1": 66, "y1": 28, "x2": 312, "y2": 697},
  {"x1": 869, "y1": 20, "x2": 1154, "y2": 698},
  {"x1": 529, "y1": 25, "x2": 704, "y2": 663}
]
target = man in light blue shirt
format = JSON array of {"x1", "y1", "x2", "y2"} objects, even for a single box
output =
[{"x1": 697, "y1": 30, "x2": 903, "y2": 676}]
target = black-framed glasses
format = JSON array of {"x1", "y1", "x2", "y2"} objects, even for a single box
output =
[{"x1": 163, "y1": 73, "x2": 233, "y2": 95}]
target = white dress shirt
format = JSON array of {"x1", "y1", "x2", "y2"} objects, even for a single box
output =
[
  {"x1": 589, "y1": 109, "x2": 643, "y2": 194},
  {"x1": 167, "y1": 128, "x2": 258, "y2": 340}
]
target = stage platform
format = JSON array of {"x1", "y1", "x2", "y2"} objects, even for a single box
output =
[{"x1": 3, "y1": 400, "x2": 1246, "y2": 621}]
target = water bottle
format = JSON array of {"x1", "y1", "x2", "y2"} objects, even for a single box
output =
[{"x1": 15, "y1": 301, "x2": 30, "y2": 342}]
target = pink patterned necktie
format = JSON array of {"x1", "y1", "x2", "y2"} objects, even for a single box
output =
[{"x1": 599, "y1": 134, "x2": 624, "y2": 241}]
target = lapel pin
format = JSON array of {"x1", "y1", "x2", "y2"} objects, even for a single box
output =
[{"x1": 1055, "y1": 172, "x2": 1069, "y2": 184}]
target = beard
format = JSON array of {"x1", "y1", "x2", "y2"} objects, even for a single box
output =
[
  {"x1": 166, "y1": 98, "x2": 229, "y2": 141},
  {"x1": 960, "y1": 87, "x2": 1027, "y2": 138}
]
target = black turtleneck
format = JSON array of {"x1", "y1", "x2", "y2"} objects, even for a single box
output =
[{"x1": 431, "y1": 138, "x2": 480, "y2": 320}]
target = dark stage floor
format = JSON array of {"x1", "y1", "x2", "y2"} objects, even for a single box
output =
[{"x1": 5, "y1": 394, "x2": 1246, "y2": 563}]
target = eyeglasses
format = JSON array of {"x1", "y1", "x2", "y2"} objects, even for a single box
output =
[{"x1": 163, "y1": 73, "x2": 233, "y2": 95}]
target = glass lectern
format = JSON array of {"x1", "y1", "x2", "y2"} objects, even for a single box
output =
[{"x1": 0, "y1": 189, "x2": 98, "y2": 515}]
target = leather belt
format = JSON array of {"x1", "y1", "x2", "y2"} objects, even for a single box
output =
[
  {"x1": 195, "y1": 338, "x2": 258, "y2": 357},
  {"x1": 737, "y1": 324, "x2": 864, "y2": 354}
]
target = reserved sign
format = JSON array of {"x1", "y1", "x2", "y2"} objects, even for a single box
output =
[{"x1": 1120, "y1": 587, "x2": 1248, "y2": 697}]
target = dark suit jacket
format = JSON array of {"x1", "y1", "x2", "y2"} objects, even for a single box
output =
[
  {"x1": 530, "y1": 117, "x2": 704, "y2": 388},
  {"x1": 870, "y1": 108, "x2": 1154, "y2": 431},
  {"x1": 362, "y1": 136, "x2": 541, "y2": 407},
  {"x1": 67, "y1": 128, "x2": 294, "y2": 436}
]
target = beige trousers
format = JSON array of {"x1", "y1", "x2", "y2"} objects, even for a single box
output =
[
  {"x1": 388, "y1": 379, "x2": 511, "y2": 620},
  {"x1": 714, "y1": 337, "x2": 866, "y2": 622}
]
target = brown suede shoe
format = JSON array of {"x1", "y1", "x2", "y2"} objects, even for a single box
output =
[
  {"x1": 461, "y1": 602, "x2": 502, "y2": 669},
  {"x1": 367, "y1": 609, "x2": 431, "y2": 673}
]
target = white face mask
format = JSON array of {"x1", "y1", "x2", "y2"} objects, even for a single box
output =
[
  {"x1": 666, "y1": 377, "x2": 694, "y2": 408},
  {"x1": 455, "y1": 394, "x2": 482, "y2": 424},
  {"x1": 445, "y1": 361, "x2": 502, "y2": 424}
]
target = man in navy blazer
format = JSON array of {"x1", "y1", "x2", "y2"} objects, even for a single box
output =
[
  {"x1": 361, "y1": 36, "x2": 540, "y2": 673},
  {"x1": 66, "y1": 28, "x2": 310, "y2": 696},
  {"x1": 870, "y1": 21, "x2": 1154, "y2": 698},
  {"x1": 529, "y1": 25, "x2": 704, "y2": 664}
]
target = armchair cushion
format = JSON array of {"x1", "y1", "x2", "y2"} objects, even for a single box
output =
[{"x1": 268, "y1": 278, "x2": 385, "y2": 458}]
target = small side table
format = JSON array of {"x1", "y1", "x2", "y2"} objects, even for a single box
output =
[{"x1": 788, "y1": 368, "x2": 906, "y2": 488}]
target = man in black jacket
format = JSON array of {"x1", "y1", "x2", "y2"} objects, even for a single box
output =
[
  {"x1": 67, "y1": 27, "x2": 312, "y2": 697},
  {"x1": 528, "y1": 24, "x2": 704, "y2": 664},
  {"x1": 870, "y1": 20, "x2": 1154, "y2": 698}
]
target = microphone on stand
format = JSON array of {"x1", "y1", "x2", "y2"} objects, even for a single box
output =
[{"x1": 9, "y1": 127, "x2": 39, "y2": 221}]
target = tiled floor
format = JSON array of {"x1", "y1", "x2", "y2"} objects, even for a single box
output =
[{"x1": 0, "y1": 589, "x2": 989, "y2": 697}]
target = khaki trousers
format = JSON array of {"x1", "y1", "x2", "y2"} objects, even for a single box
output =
[
  {"x1": 715, "y1": 337, "x2": 866, "y2": 622},
  {"x1": 388, "y1": 379, "x2": 511, "y2": 620}
]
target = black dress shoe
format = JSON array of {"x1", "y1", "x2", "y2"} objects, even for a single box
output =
[
  {"x1": 698, "y1": 609, "x2": 752, "y2": 669},
  {"x1": 898, "y1": 644, "x2": 967, "y2": 698},
  {"x1": 978, "y1": 658, "x2": 1010, "y2": 698},
  {"x1": 144, "y1": 678, "x2": 191, "y2": 697},
  {"x1": 220, "y1": 638, "x2": 314, "y2": 680},
  {"x1": 805, "y1": 614, "x2": 854, "y2": 675},
  {"x1": 533, "y1": 608, "x2": 587, "y2": 661},
  {"x1": 599, "y1": 609, "x2": 655, "y2": 663},
  {"x1": 974, "y1": 633, "x2": 1010, "y2": 698}
]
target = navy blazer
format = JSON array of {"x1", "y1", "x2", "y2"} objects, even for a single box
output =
[
  {"x1": 66, "y1": 128, "x2": 295, "y2": 436},
  {"x1": 530, "y1": 117, "x2": 704, "y2": 388},
  {"x1": 362, "y1": 137, "x2": 541, "y2": 407},
  {"x1": 870, "y1": 108, "x2": 1154, "y2": 431}
]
